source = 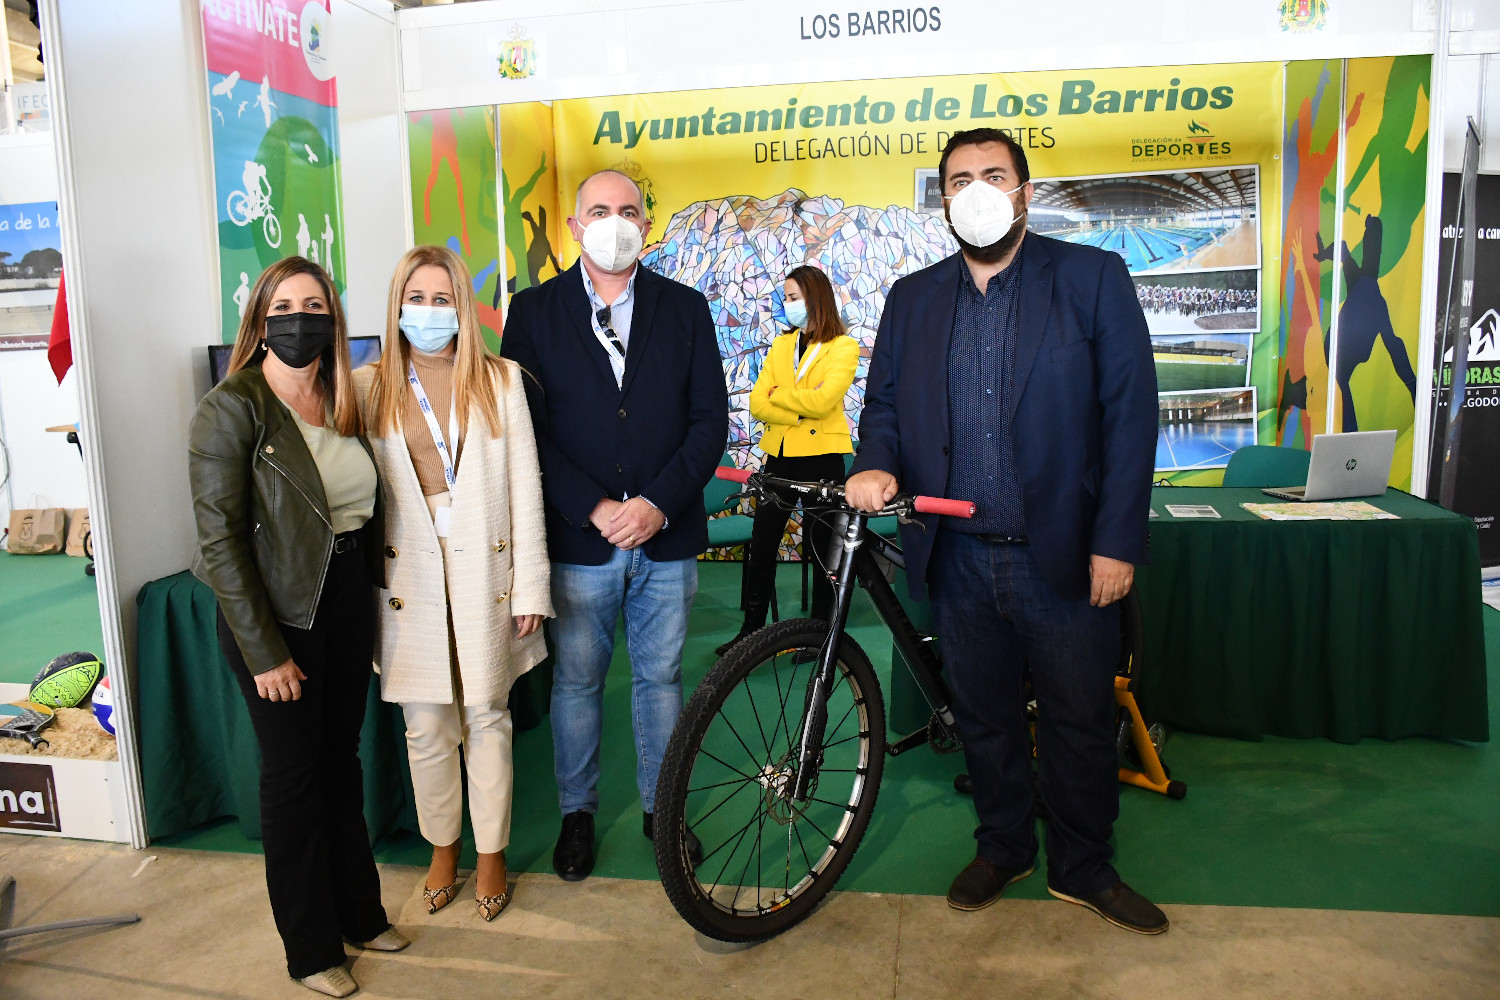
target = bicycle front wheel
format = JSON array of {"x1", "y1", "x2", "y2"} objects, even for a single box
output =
[{"x1": 654, "y1": 618, "x2": 886, "y2": 942}]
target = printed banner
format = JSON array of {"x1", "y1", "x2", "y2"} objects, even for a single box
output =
[
  {"x1": 0, "y1": 199, "x2": 61, "y2": 351},
  {"x1": 1333, "y1": 55, "x2": 1428, "y2": 487},
  {"x1": 407, "y1": 106, "x2": 504, "y2": 349},
  {"x1": 1430, "y1": 173, "x2": 1500, "y2": 564},
  {"x1": 546, "y1": 63, "x2": 1284, "y2": 474},
  {"x1": 201, "y1": 0, "x2": 345, "y2": 343},
  {"x1": 1278, "y1": 59, "x2": 1343, "y2": 450}
]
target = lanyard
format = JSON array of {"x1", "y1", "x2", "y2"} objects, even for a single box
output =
[
  {"x1": 589, "y1": 308, "x2": 626, "y2": 389},
  {"x1": 407, "y1": 362, "x2": 459, "y2": 491},
  {"x1": 794, "y1": 340, "x2": 822, "y2": 382}
]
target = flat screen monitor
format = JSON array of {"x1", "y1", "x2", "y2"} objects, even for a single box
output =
[{"x1": 207, "y1": 335, "x2": 382, "y2": 385}]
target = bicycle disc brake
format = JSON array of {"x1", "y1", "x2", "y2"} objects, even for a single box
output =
[{"x1": 759, "y1": 750, "x2": 818, "y2": 825}]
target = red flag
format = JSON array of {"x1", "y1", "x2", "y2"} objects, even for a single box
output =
[{"x1": 47, "y1": 270, "x2": 70, "y2": 384}]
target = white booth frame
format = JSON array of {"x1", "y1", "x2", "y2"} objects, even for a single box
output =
[{"x1": 38, "y1": 0, "x2": 1500, "y2": 848}]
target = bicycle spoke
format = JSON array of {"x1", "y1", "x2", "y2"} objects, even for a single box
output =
[
  {"x1": 739, "y1": 668, "x2": 774, "y2": 760},
  {"x1": 691, "y1": 776, "x2": 758, "y2": 833},
  {"x1": 694, "y1": 748, "x2": 758, "y2": 783},
  {"x1": 706, "y1": 806, "x2": 764, "y2": 892},
  {"x1": 688, "y1": 775, "x2": 759, "y2": 795},
  {"x1": 713, "y1": 709, "x2": 766, "y2": 773},
  {"x1": 769, "y1": 653, "x2": 803, "y2": 755},
  {"x1": 808, "y1": 795, "x2": 856, "y2": 812}
]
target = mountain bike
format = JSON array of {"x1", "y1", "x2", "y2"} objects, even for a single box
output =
[{"x1": 653, "y1": 467, "x2": 1183, "y2": 943}]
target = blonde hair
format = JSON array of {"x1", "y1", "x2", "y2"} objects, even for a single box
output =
[
  {"x1": 368, "y1": 245, "x2": 507, "y2": 439},
  {"x1": 226, "y1": 256, "x2": 363, "y2": 437}
]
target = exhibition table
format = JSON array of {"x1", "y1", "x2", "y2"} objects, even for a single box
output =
[
  {"x1": 1134, "y1": 487, "x2": 1488, "y2": 744},
  {"x1": 136, "y1": 571, "x2": 552, "y2": 842}
]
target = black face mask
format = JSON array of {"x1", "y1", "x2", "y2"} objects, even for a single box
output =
[{"x1": 264, "y1": 312, "x2": 335, "y2": 370}]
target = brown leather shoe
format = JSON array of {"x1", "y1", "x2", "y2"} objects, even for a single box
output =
[{"x1": 946, "y1": 857, "x2": 1035, "y2": 911}]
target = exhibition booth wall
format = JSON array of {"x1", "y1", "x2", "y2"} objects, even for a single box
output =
[{"x1": 18, "y1": 0, "x2": 1499, "y2": 847}]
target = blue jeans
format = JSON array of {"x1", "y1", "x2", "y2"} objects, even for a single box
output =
[
  {"x1": 549, "y1": 549, "x2": 698, "y2": 815},
  {"x1": 929, "y1": 530, "x2": 1121, "y2": 896}
]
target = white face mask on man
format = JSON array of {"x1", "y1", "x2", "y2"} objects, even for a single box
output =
[
  {"x1": 581, "y1": 214, "x2": 645, "y2": 273},
  {"x1": 946, "y1": 179, "x2": 1025, "y2": 249}
]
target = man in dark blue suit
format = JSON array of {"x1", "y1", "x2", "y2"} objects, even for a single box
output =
[
  {"x1": 847, "y1": 130, "x2": 1165, "y2": 932},
  {"x1": 501, "y1": 169, "x2": 727, "y2": 882}
]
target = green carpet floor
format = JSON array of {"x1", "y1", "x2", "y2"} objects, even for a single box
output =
[
  {"x1": 81, "y1": 559, "x2": 1500, "y2": 915},
  {"x1": 0, "y1": 550, "x2": 106, "y2": 685}
]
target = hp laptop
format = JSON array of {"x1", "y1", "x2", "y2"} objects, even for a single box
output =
[{"x1": 1261, "y1": 429, "x2": 1397, "y2": 502}]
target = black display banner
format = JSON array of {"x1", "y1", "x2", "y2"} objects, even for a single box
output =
[
  {"x1": 0, "y1": 761, "x2": 60, "y2": 832},
  {"x1": 1430, "y1": 170, "x2": 1500, "y2": 565}
]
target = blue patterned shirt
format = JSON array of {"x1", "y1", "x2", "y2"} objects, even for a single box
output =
[{"x1": 946, "y1": 248, "x2": 1026, "y2": 536}]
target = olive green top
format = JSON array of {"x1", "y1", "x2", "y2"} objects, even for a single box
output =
[{"x1": 289, "y1": 407, "x2": 377, "y2": 534}]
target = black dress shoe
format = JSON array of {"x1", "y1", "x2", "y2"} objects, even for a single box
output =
[
  {"x1": 715, "y1": 625, "x2": 758, "y2": 657},
  {"x1": 1048, "y1": 881, "x2": 1169, "y2": 934},
  {"x1": 553, "y1": 811, "x2": 595, "y2": 882},
  {"x1": 946, "y1": 857, "x2": 1035, "y2": 911},
  {"x1": 644, "y1": 812, "x2": 704, "y2": 867}
]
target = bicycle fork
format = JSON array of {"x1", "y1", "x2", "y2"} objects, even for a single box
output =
[{"x1": 789, "y1": 511, "x2": 866, "y2": 802}]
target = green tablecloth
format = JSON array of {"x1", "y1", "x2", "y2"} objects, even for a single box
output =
[
  {"x1": 1135, "y1": 487, "x2": 1488, "y2": 744},
  {"x1": 136, "y1": 571, "x2": 552, "y2": 843}
]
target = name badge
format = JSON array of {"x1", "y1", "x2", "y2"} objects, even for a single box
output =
[{"x1": 433, "y1": 505, "x2": 452, "y2": 539}]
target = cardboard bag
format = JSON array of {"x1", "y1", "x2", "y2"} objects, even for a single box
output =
[
  {"x1": 7, "y1": 508, "x2": 66, "y2": 554},
  {"x1": 65, "y1": 508, "x2": 91, "y2": 557}
]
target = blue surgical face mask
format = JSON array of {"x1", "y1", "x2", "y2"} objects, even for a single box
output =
[
  {"x1": 784, "y1": 300, "x2": 808, "y2": 330},
  {"x1": 399, "y1": 304, "x2": 460, "y2": 354}
]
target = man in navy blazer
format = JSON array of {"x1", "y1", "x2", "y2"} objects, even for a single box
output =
[
  {"x1": 501, "y1": 169, "x2": 727, "y2": 882},
  {"x1": 848, "y1": 130, "x2": 1165, "y2": 933}
]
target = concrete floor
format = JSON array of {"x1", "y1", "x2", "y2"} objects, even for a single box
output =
[{"x1": 2, "y1": 836, "x2": 1498, "y2": 1000}]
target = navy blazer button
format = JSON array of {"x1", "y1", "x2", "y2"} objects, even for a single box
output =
[
  {"x1": 942, "y1": 446, "x2": 950, "y2": 455},
  {"x1": 617, "y1": 408, "x2": 627, "y2": 418},
  {"x1": 617, "y1": 463, "x2": 623, "y2": 473}
]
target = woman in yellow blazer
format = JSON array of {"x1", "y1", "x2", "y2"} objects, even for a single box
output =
[{"x1": 719, "y1": 264, "x2": 860, "y2": 653}]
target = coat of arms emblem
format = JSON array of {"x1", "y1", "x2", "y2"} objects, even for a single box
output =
[
  {"x1": 498, "y1": 26, "x2": 538, "y2": 80},
  {"x1": 1278, "y1": 0, "x2": 1329, "y2": 32}
]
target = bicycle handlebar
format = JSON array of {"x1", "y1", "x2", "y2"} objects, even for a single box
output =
[
  {"x1": 912, "y1": 496, "x2": 977, "y2": 518},
  {"x1": 713, "y1": 466, "x2": 974, "y2": 518}
]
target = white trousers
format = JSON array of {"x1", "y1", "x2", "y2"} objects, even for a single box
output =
[
  {"x1": 402, "y1": 489, "x2": 514, "y2": 854},
  {"x1": 402, "y1": 699, "x2": 514, "y2": 854}
]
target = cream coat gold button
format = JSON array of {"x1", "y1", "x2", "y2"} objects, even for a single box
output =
[
  {"x1": 384, "y1": 545, "x2": 398, "y2": 558},
  {"x1": 388, "y1": 597, "x2": 403, "y2": 610},
  {"x1": 494, "y1": 540, "x2": 507, "y2": 552},
  {"x1": 495, "y1": 592, "x2": 509, "y2": 603}
]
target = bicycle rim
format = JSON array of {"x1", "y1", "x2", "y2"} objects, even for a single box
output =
[{"x1": 655, "y1": 618, "x2": 885, "y2": 942}]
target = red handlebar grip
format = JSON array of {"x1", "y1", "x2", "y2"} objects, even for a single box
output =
[
  {"x1": 914, "y1": 496, "x2": 975, "y2": 518},
  {"x1": 715, "y1": 466, "x2": 753, "y2": 483}
]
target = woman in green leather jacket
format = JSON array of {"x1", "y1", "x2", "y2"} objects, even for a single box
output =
[{"x1": 188, "y1": 256, "x2": 405, "y2": 998}]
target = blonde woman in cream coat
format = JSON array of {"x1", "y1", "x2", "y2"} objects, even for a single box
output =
[{"x1": 355, "y1": 245, "x2": 551, "y2": 922}]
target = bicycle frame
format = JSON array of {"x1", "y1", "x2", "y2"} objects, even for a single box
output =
[{"x1": 790, "y1": 505, "x2": 960, "y2": 801}]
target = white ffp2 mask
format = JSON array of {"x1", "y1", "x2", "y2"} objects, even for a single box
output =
[
  {"x1": 947, "y1": 181, "x2": 1024, "y2": 248},
  {"x1": 581, "y1": 214, "x2": 644, "y2": 272}
]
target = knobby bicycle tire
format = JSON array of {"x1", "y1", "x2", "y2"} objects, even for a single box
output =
[{"x1": 654, "y1": 618, "x2": 886, "y2": 942}]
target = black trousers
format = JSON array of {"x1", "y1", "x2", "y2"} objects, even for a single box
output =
[
  {"x1": 216, "y1": 544, "x2": 389, "y2": 979},
  {"x1": 746, "y1": 451, "x2": 848, "y2": 622}
]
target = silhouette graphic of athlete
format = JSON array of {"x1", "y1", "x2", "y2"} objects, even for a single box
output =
[
  {"x1": 419, "y1": 110, "x2": 469, "y2": 254},
  {"x1": 1319, "y1": 215, "x2": 1417, "y2": 432}
]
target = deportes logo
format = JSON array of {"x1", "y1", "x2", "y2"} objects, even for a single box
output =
[
  {"x1": 301, "y1": 2, "x2": 333, "y2": 82},
  {"x1": 1132, "y1": 120, "x2": 1233, "y2": 161}
]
